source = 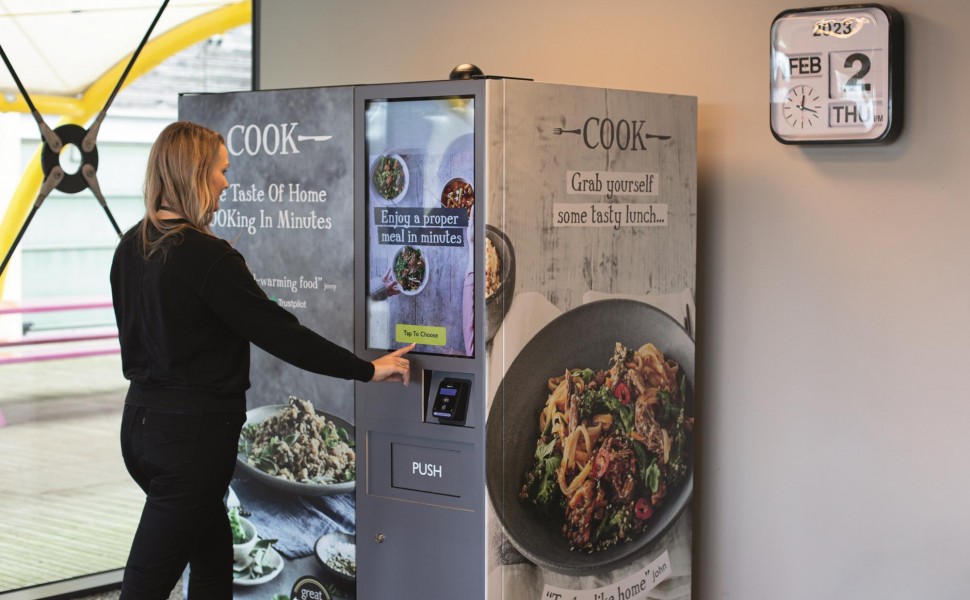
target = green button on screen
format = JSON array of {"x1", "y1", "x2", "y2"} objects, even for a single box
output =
[{"x1": 396, "y1": 324, "x2": 447, "y2": 346}]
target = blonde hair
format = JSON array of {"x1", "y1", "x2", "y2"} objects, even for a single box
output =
[{"x1": 139, "y1": 121, "x2": 225, "y2": 258}]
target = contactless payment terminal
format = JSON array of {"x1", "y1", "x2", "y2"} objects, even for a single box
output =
[{"x1": 432, "y1": 378, "x2": 470, "y2": 425}]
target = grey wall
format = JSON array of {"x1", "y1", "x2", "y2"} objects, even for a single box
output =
[{"x1": 258, "y1": 2, "x2": 970, "y2": 599}]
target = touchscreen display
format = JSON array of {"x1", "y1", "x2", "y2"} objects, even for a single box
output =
[{"x1": 365, "y1": 96, "x2": 475, "y2": 357}]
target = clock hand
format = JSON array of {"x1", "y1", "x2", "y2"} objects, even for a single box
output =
[{"x1": 802, "y1": 106, "x2": 818, "y2": 114}]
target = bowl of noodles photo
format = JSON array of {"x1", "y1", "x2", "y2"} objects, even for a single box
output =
[
  {"x1": 485, "y1": 299, "x2": 694, "y2": 575},
  {"x1": 440, "y1": 177, "x2": 474, "y2": 217},
  {"x1": 237, "y1": 396, "x2": 356, "y2": 496}
]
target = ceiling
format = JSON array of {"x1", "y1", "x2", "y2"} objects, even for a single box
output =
[{"x1": 0, "y1": 1, "x2": 243, "y2": 102}]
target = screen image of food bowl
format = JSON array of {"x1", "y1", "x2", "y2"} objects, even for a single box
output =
[
  {"x1": 391, "y1": 245, "x2": 429, "y2": 295},
  {"x1": 370, "y1": 153, "x2": 408, "y2": 203},
  {"x1": 441, "y1": 177, "x2": 474, "y2": 216}
]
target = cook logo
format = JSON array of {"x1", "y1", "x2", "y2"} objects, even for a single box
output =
[
  {"x1": 226, "y1": 122, "x2": 334, "y2": 157},
  {"x1": 553, "y1": 117, "x2": 670, "y2": 150}
]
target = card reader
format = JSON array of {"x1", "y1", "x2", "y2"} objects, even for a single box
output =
[{"x1": 431, "y1": 378, "x2": 471, "y2": 425}]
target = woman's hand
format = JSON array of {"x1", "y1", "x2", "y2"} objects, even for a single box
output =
[
  {"x1": 381, "y1": 267, "x2": 401, "y2": 297},
  {"x1": 371, "y1": 343, "x2": 416, "y2": 384}
]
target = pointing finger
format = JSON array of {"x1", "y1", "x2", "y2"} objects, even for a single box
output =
[{"x1": 389, "y1": 343, "x2": 417, "y2": 357}]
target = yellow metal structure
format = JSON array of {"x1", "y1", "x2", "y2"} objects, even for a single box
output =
[{"x1": 0, "y1": 1, "x2": 251, "y2": 298}]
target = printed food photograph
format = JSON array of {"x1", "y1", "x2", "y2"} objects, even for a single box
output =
[
  {"x1": 315, "y1": 531, "x2": 357, "y2": 582},
  {"x1": 237, "y1": 396, "x2": 357, "y2": 496},
  {"x1": 483, "y1": 225, "x2": 515, "y2": 342},
  {"x1": 518, "y1": 341, "x2": 691, "y2": 552},
  {"x1": 229, "y1": 506, "x2": 285, "y2": 587},
  {"x1": 486, "y1": 300, "x2": 694, "y2": 575},
  {"x1": 484, "y1": 236, "x2": 501, "y2": 299}
]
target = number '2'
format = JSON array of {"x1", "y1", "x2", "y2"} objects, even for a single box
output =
[{"x1": 844, "y1": 53, "x2": 872, "y2": 91}]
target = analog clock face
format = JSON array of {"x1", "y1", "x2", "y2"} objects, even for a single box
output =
[{"x1": 782, "y1": 84, "x2": 823, "y2": 129}]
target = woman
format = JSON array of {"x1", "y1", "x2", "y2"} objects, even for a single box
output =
[{"x1": 110, "y1": 121, "x2": 413, "y2": 599}]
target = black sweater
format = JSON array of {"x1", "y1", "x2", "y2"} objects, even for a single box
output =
[{"x1": 110, "y1": 222, "x2": 374, "y2": 412}]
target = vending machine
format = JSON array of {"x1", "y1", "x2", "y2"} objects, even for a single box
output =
[
  {"x1": 181, "y1": 75, "x2": 695, "y2": 600},
  {"x1": 353, "y1": 78, "x2": 696, "y2": 600}
]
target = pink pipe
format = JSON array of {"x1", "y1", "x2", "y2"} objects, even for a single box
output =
[
  {"x1": 0, "y1": 346, "x2": 120, "y2": 365},
  {"x1": 0, "y1": 332, "x2": 118, "y2": 347},
  {"x1": 0, "y1": 300, "x2": 113, "y2": 315}
]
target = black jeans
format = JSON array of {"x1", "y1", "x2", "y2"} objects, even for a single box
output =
[{"x1": 119, "y1": 403, "x2": 246, "y2": 600}]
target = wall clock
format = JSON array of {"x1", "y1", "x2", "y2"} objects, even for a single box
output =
[{"x1": 770, "y1": 4, "x2": 904, "y2": 144}]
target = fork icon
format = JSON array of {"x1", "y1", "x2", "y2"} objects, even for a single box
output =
[{"x1": 553, "y1": 128, "x2": 581, "y2": 135}]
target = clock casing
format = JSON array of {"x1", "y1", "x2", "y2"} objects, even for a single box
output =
[{"x1": 770, "y1": 4, "x2": 904, "y2": 145}]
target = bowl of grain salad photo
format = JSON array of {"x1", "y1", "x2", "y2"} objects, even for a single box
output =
[
  {"x1": 484, "y1": 224, "x2": 515, "y2": 342},
  {"x1": 236, "y1": 396, "x2": 356, "y2": 496}
]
